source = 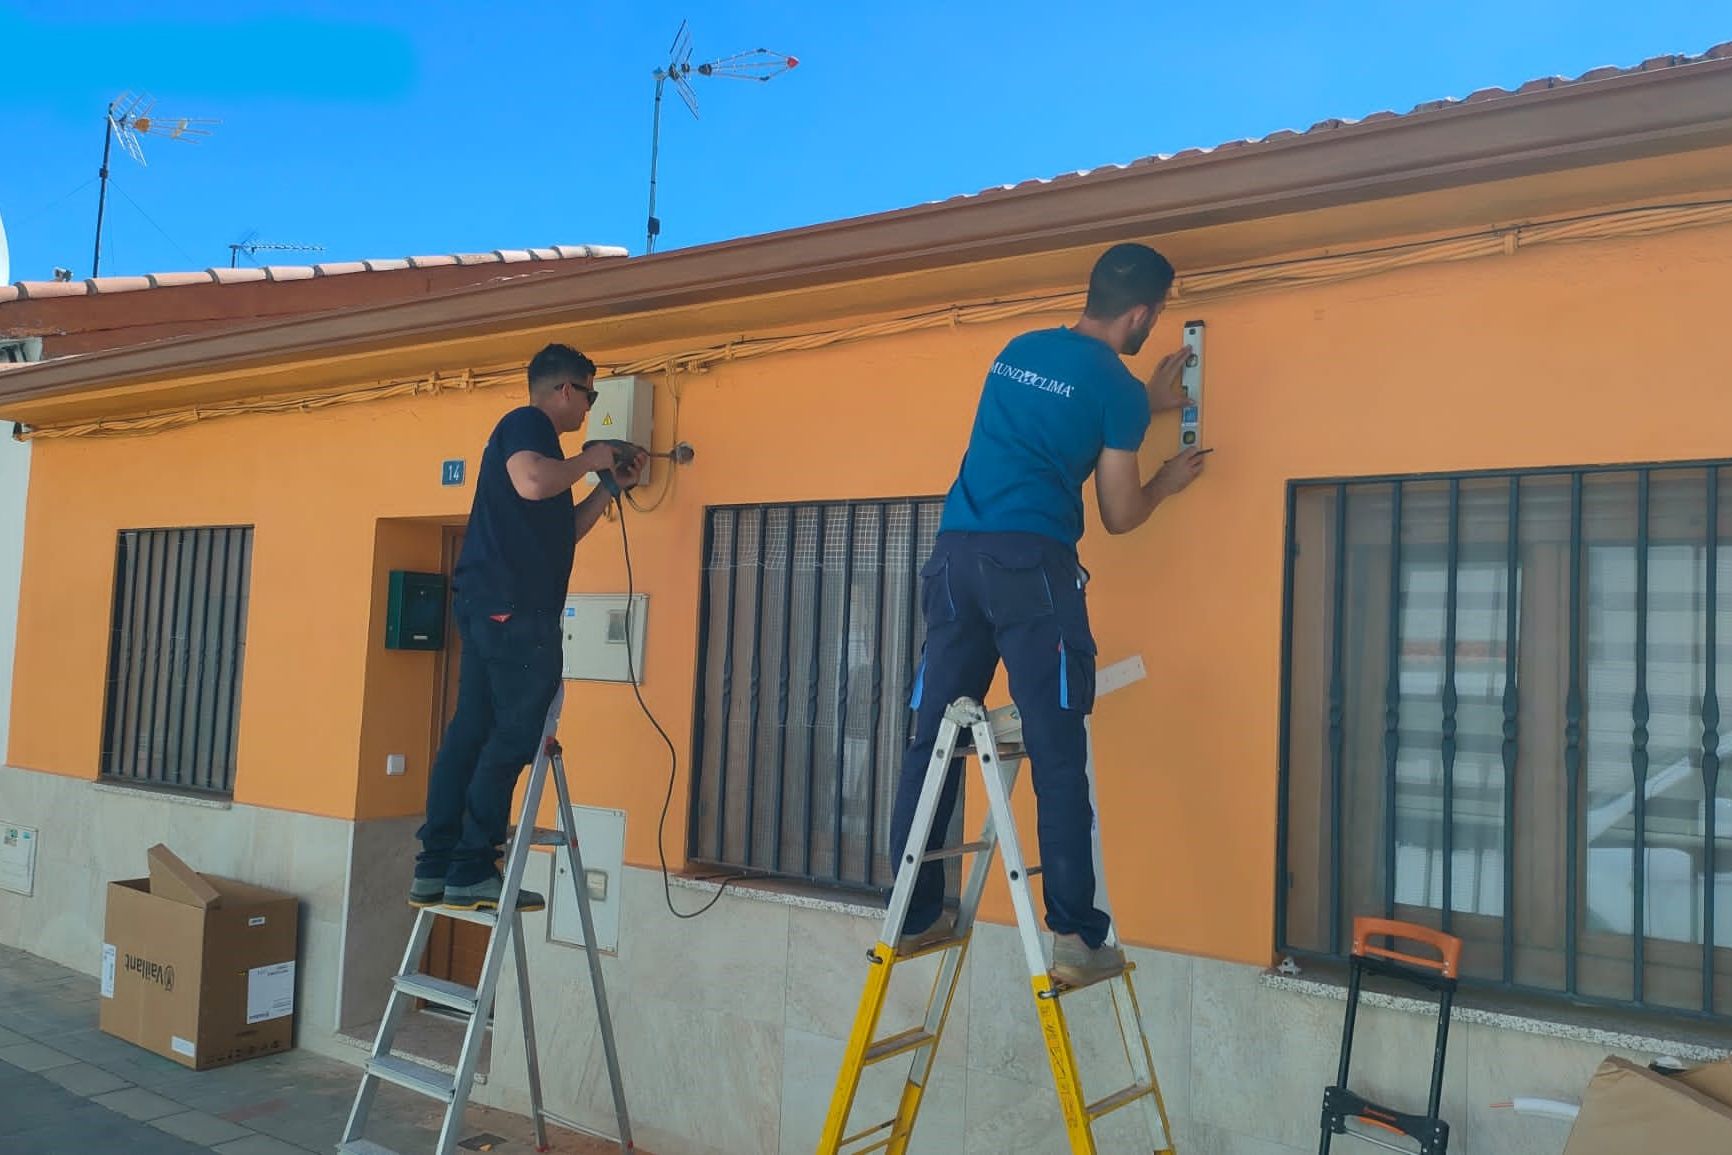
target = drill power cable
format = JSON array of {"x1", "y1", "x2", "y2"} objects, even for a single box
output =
[{"x1": 606, "y1": 473, "x2": 753, "y2": 920}]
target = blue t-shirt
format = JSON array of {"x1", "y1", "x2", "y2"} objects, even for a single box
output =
[
  {"x1": 939, "y1": 327, "x2": 1152, "y2": 546},
  {"x1": 452, "y1": 406, "x2": 576, "y2": 615}
]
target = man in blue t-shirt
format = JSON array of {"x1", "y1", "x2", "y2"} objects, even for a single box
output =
[
  {"x1": 410, "y1": 343, "x2": 646, "y2": 913},
  {"x1": 888, "y1": 243, "x2": 1207, "y2": 985}
]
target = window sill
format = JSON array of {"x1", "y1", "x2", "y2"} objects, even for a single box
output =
[
  {"x1": 91, "y1": 780, "x2": 233, "y2": 811},
  {"x1": 1262, "y1": 959, "x2": 1732, "y2": 1064},
  {"x1": 667, "y1": 872, "x2": 886, "y2": 921}
]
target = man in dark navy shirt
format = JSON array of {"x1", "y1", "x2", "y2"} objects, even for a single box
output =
[
  {"x1": 889, "y1": 243, "x2": 1207, "y2": 985},
  {"x1": 411, "y1": 343, "x2": 645, "y2": 912}
]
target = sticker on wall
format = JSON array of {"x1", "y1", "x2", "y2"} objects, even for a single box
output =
[{"x1": 0, "y1": 823, "x2": 37, "y2": 897}]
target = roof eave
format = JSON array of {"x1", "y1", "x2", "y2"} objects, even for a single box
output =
[{"x1": 7, "y1": 56, "x2": 1732, "y2": 406}]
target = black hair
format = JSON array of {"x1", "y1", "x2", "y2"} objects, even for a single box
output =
[
  {"x1": 527, "y1": 343, "x2": 597, "y2": 396},
  {"x1": 1082, "y1": 243, "x2": 1176, "y2": 319}
]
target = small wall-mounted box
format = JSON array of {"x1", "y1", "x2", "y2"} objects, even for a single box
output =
[
  {"x1": 385, "y1": 571, "x2": 446, "y2": 651},
  {"x1": 561, "y1": 594, "x2": 648, "y2": 683},
  {"x1": 586, "y1": 375, "x2": 655, "y2": 488}
]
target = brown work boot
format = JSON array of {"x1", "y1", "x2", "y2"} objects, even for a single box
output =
[
  {"x1": 896, "y1": 912, "x2": 958, "y2": 954},
  {"x1": 1051, "y1": 934, "x2": 1125, "y2": 986}
]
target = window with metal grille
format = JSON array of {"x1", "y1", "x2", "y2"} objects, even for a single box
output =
[
  {"x1": 689, "y1": 498, "x2": 957, "y2": 894},
  {"x1": 101, "y1": 527, "x2": 254, "y2": 795},
  {"x1": 1279, "y1": 466, "x2": 1732, "y2": 1022}
]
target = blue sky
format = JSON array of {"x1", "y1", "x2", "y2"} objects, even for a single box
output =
[{"x1": 2, "y1": 2, "x2": 1728, "y2": 282}]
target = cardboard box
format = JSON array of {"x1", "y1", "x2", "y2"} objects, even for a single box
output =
[
  {"x1": 99, "y1": 844, "x2": 299, "y2": 1071},
  {"x1": 1562, "y1": 1056, "x2": 1732, "y2": 1153}
]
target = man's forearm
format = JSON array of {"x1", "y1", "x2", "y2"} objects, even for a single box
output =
[{"x1": 574, "y1": 485, "x2": 613, "y2": 541}]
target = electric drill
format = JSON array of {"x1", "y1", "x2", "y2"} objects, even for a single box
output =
[{"x1": 584, "y1": 439, "x2": 646, "y2": 498}]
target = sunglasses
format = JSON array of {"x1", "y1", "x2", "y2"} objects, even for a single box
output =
[{"x1": 561, "y1": 380, "x2": 598, "y2": 403}]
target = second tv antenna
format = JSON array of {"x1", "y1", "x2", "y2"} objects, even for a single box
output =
[{"x1": 645, "y1": 20, "x2": 796, "y2": 255}]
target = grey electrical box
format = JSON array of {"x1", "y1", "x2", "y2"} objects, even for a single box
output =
[
  {"x1": 561, "y1": 594, "x2": 648, "y2": 683},
  {"x1": 587, "y1": 375, "x2": 655, "y2": 488}
]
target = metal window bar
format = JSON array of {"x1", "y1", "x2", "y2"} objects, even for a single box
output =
[
  {"x1": 690, "y1": 498, "x2": 944, "y2": 893},
  {"x1": 100, "y1": 526, "x2": 252, "y2": 796},
  {"x1": 1704, "y1": 467, "x2": 1721, "y2": 1014},
  {"x1": 1280, "y1": 463, "x2": 1732, "y2": 1024}
]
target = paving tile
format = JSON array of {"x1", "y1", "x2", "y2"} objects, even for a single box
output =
[
  {"x1": 92, "y1": 1085, "x2": 186, "y2": 1121},
  {"x1": 0, "y1": 1026, "x2": 26, "y2": 1049},
  {"x1": 214, "y1": 1133, "x2": 320, "y2": 1155},
  {"x1": 42, "y1": 1060, "x2": 134, "y2": 1097},
  {"x1": 151, "y1": 1109, "x2": 255, "y2": 1146},
  {"x1": 0, "y1": 1040, "x2": 78, "y2": 1072}
]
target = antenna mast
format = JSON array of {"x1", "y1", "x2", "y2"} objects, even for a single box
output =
[{"x1": 645, "y1": 21, "x2": 796, "y2": 255}]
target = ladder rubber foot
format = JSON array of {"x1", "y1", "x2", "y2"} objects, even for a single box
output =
[
  {"x1": 863, "y1": 1027, "x2": 938, "y2": 1065},
  {"x1": 365, "y1": 1053, "x2": 457, "y2": 1102},
  {"x1": 390, "y1": 972, "x2": 480, "y2": 1014}
]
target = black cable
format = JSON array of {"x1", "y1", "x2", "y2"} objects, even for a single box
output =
[{"x1": 609, "y1": 487, "x2": 753, "y2": 919}]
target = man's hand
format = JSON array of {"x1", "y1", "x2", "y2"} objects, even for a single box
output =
[
  {"x1": 1147, "y1": 345, "x2": 1193, "y2": 412},
  {"x1": 1152, "y1": 446, "x2": 1208, "y2": 498},
  {"x1": 610, "y1": 447, "x2": 648, "y2": 490},
  {"x1": 573, "y1": 442, "x2": 623, "y2": 475}
]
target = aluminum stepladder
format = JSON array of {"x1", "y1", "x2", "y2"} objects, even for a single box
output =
[
  {"x1": 817, "y1": 696, "x2": 1174, "y2": 1154},
  {"x1": 339, "y1": 684, "x2": 633, "y2": 1155}
]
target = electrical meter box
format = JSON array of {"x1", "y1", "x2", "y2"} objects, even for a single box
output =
[{"x1": 587, "y1": 375, "x2": 655, "y2": 488}]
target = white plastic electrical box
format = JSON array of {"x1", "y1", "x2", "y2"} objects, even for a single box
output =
[
  {"x1": 586, "y1": 374, "x2": 654, "y2": 488},
  {"x1": 548, "y1": 804, "x2": 625, "y2": 955},
  {"x1": 561, "y1": 594, "x2": 648, "y2": 683}
]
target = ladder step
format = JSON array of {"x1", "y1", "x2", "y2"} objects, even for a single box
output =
[
  {"x1": 1086, "y1": 1080, "x2": 1157, "y2": 1120},
  {"x1": 365, "y1": 1054, "x2": 456, "y2": 1102},
  {"x1": 921, "y1": 840, "x2": 990, "y2": 863},
  {"x1": 1025, "y1": 864, "x2": 1043, "y2": 877},
  {"x1": 390, "y1": 972, "x2": 480, "y2": 1014},
  {"x1": 337, "y1": 1142, "x2": 403, "y2": 1155},
  {"x1": 840, "y1": 1117, "x2": 897, "y2": 1148},
  {"x1": 509, "y1": 823, "x2": 567, "y2": 847},
  {"x1": 431, "y1": 905, "x2": 499, "y2": 927},
  {"x1": 863, "y1": 1027, "x2": 938, "y2": 1065}
]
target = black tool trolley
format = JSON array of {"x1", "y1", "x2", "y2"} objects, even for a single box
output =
[{"x1": 1318, "y1": 917, "x2": 1463, "y2": 1154}]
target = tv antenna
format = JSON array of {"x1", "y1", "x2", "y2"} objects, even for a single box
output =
[
  {"x1": 92, "y1": 91, "x2": 220, "y2": 277},
  {"x1": 645, "y1": 20, "x2": 796, "y2": 254},
  {"x1": 227, "y1": 230, "x2": 326, "y2": 268}
]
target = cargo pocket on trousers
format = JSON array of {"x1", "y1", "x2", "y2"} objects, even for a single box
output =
[
  {"x1": 910, "y1": 554, "x2": 954, "y2": 712},
  {"x1": 977, "y1": 543, "x2": 1055, "y2": 625},
  {"x1": 1058, "y1": 626, "x2": 1098, "y2": 714}
]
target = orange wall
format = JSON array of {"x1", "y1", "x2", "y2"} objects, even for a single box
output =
[{"x1": 11, "y1": 222, "x2": 1732, "y2": 965}]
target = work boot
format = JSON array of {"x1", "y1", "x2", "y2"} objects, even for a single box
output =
[
  {"x1": 896, "y1": 912, "x2": 958, "y2": 954},
  {"x1": 407, "y1": 876, "x2": 445, "y2": 908},
  {"x1": 1051, "y1": 934, "x2": 1125, "y2": 987},
  {"x1": 443, "y1": 872, "x2": 546, "y2": 913}
]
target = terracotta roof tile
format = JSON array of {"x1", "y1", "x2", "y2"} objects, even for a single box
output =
[
  {"x1": 3, "y1": 245, "x2": 627, "y2": 303},
  {"x1": 925, "y1": 39, "x2": 1732, "y2": 210}
]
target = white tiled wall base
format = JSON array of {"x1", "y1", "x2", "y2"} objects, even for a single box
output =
[
  {"x1": 471, "y1": 863, "x2": 1710, "y2": 1155},
  {"x1": 0, "y1": 765, "x2": 1716, "y2": 1154}
]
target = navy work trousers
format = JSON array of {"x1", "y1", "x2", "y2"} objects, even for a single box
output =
[
  {"x1": 416, "y1": 605, "x2": 563, "y2": 887},
  {"x1": 887, "y1": 531, "x2": 1110, "y2": 947}
]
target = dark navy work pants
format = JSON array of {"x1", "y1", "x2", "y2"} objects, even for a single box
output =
[
  {"x1": 416, "y1": 605, "x2": 563, "y2": 887},
  {"x1": 887, "y1": 531, "x2": 1110, "y2": 947}
]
